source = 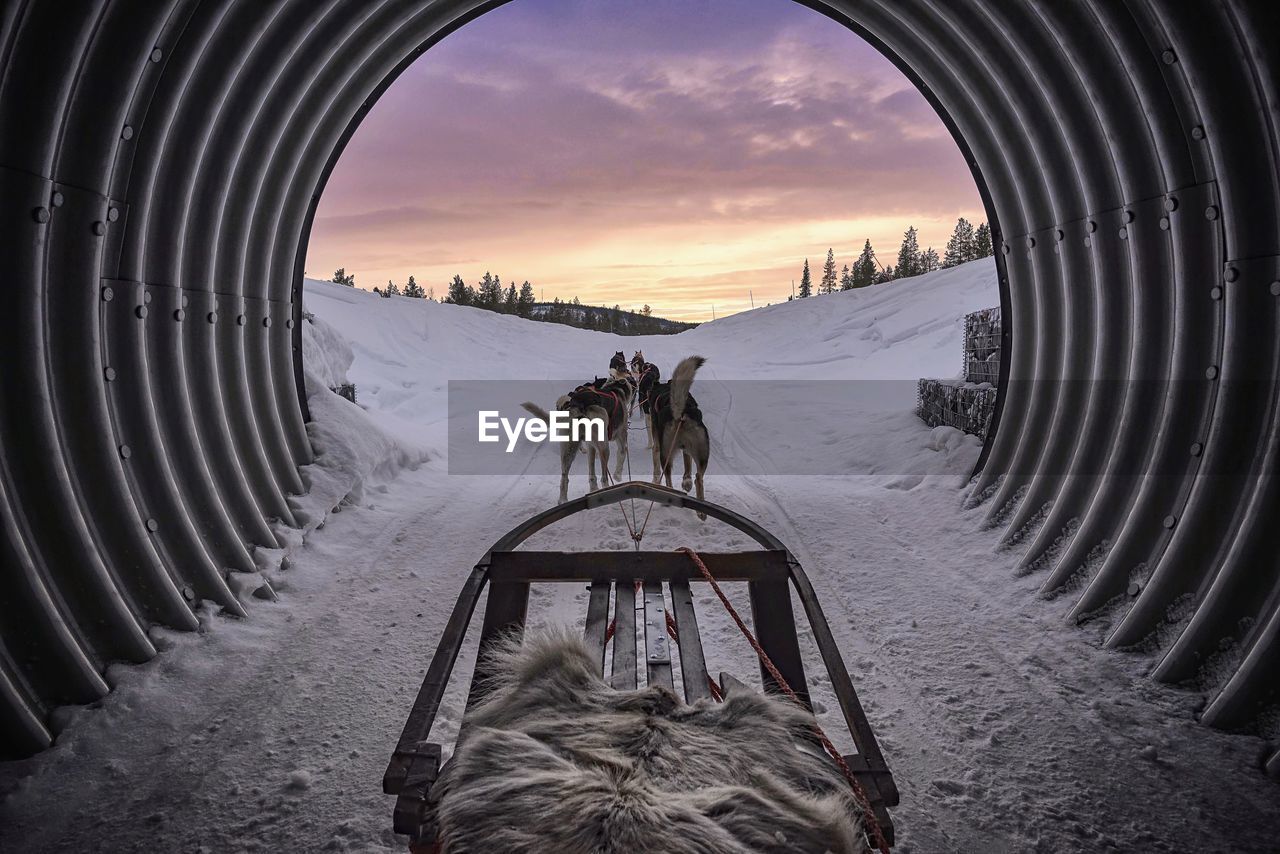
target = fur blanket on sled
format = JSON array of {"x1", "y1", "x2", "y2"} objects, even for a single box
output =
[{"x1": 430, "y1": 630, "x2": 867, "y2": 853}]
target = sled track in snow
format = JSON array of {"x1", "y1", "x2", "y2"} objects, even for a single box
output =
[{"x1": 1, "y1": 0, "x2": 1278, "y2": 778}]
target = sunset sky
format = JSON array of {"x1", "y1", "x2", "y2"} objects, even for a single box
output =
[{"x1": 306, "y1": 0, "x2": 985, "y2": 322}]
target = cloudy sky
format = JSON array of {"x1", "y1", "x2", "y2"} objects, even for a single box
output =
[{"x1": 306, "y1": 0, "x2": 984, "y2": 321}]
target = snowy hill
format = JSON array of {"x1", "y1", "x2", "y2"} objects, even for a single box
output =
[
  {"x1": 7, "y1": 257, "x2": 1279, "y2": 853},
  {"x1": 301, "y1": 258, "x2": 1000, "y2": 479}
]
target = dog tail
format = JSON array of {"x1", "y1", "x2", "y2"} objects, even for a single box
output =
[
  {"x1": 668, "y1": 356, "x2": 705, "y2": 423},
  {"x1": 521, "y1": 402, "x2": 552, "y2": 422}
]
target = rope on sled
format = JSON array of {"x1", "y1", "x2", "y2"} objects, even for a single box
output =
[{"x1": 677, "y1": 546, "x2": 891, "y2": 854}]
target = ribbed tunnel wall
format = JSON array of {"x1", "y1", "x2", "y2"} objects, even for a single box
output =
[{"x1": 2, "y1": 0, "x2": 1277, "y2": 772}]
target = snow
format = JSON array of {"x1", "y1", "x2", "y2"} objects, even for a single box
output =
[{"x1": 3, "y1": 258, "x2": 1278, "y2": 852}]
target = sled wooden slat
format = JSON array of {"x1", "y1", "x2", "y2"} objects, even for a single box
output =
[
  {"x1": 748, "y1": 578, "x2": 811, "y2": 711},
  {"x1": 642, "y1": 580, "x2": 674, "y2": 690},
  {"x1": 385, "y1": 567, "x2": 486, "y2": 797},
  {"x1": 669, "y1": 579, "x2": 711, "y2": 702},
  {"x1": 488, "y1": 550, "x2": 785, "y2": 583},
  {"x1": 467, "y1": 579, "x2": 530, "y2": 710},
  {"x1": 612, "y1": 580, "x2": 638, "y2": 689},
  {"x1": 786, "y1": 560, "x2": 898, "y2": 808},
  {"x1": 583, "y1": 580, "x2": 612, "y2": 677}
]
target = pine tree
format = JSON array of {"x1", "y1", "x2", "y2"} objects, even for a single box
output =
[
  {"x1": 403, "y1": 276, "x2": 423, "y2": 298},
  {"x1": 641, "y1": 304, "x2": 652, "y2": 317},
  {"x1": 973, "y1": 222, "x2": 993, "y2": 258},
  {"x1": 839, "y1": 264, "x2": 854, "y2": 291},
  {"x1": 475, "y1": 272, "x2": 503, "y2": 309},
  {"x1": 943, "y1": 218, "x2": 976, "y2": 268},
  {"x1": 819, "y1": 248, "x2": 838, "y2": 294},
  {"x1": 896, "y1": 226, "x2": 921, "y2": 279},
  {"x1": 921, "y1": 247, "x2": 940, "y2": 273},
  {"x1": 446, "y1": 274, "x2": 470, "y2": 305},
  {"x1": 332, "y1": 268, "x2": 355, "y2": 287},
  {"x1": 852, "y1": 240, "x2": 878, "y2": 288},
  {"x1": 384, "y1": 279, "x2": 400, "y2": 297},
  {"x1": 798, "y1": 258, "x2": 812, "y2": 298},
  {"x1": 876, "y1": 264, "x2": 895, "y2": 284},
  {"x1": 517, "y1": 280, "x2": 536, "y2": 317},
  {"x1": 503, "y1": 283, "x2": 517, "y2": 313}
]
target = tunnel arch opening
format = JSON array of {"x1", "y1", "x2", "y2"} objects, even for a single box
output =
[{"x1": 1, "y1": 0, "x2": 1276, "y2": 782}]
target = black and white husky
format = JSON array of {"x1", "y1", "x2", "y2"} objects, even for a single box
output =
[
  {"x1": 630, "y1": 351, "x2": 661, "y2": 449},
  {"x1": 521, "y1": 376, "x2": 634, "y2": 504},
  {"x1": 649, "y1": 356, "x2": 710, "y2": 517}
]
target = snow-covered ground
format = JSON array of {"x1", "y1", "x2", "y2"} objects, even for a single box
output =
[{"x1": 3, "y1": 260, "x2": 1278, "y2": 852}]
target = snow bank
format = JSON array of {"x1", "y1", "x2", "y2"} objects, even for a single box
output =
[{"x1": 287, "y1": 314, "x2": 430, "y2": 534}]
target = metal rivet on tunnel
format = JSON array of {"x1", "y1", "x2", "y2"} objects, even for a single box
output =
[
  {"x1": 236, "y1": 314, "x2": 246, "y2": 326},
  {"x1": 121, "y1": 125, "x2": 134, "y2": 141},
  {"x1": 33, "y1": 207, "x2": 49, "y2": 223},
  {"x1": 174, "y1": 309, "x2": 185, "y2": 321},
  {"x1": 144, "y1": 291, "x2": 152, "y2": 303},
  {"x1": 119, "y1": 444, "x2": 132, "y2": 459},
  {"x1": 1002, "y1": 243, "x2": 1010, "y2": 255},
  {"x1": 1224, "y1": 266, "x2": 1239, "y2": 282},
  {"x1": 182, "y1": 585, "x2": 196, "y2": 601},
  {"x1": 1026, "y1": 237, "x2": 1036, "y2": 249},
  {"x1": 1205, "y1": 205, "x2": 1219, "y2": 220},
  {"x1": 1162, "y1": 515, "x2": 1177, "y2": 529},
  {"x1": 207, "y1": 311, "x2": 218, "y2": 324},
  {"x1": 1191, "y1": 125, "x2": 1205, "y2": 140},
  {"x1": 135, "y1": 305, "x2": 148, "y2": 319},
  {"x1": 104, "y1": 366, "x2": 116, "y2": 382},
  {"x1": 1158, "y1": 217, "x2": 1170, "y2": 231},
  {"x1": 1210, "y1": 286, "x2": 1223, "y2": 300},
  {"x1": 1271, "y1": 281, "x2": 1280, "y2": 296},
  {"x1": 1123, "y1": 210, "x2": 1135, "y2": 223},
  {"x1": 1118, "y1": 227, "x2": 1128, "y2": 240},
  {"x1": 145, "y1": 518, "x2": 159, "y2": 532},
  {"x1": 1127, "y1": 581, "x2": 1142, "y2": 597},
  {"x1": 1190, "y1": 442, "x2": 1203, "y2": 457},
  {"x1": 286, "y1": 318, "x2": 294, "y2": 328},
  {"x1": 1084, "y1": 237, "x2": 1092, "y2": 248},
  {"x1": 150, "y1": 48, "x2": 163, "y2": 63},
  {"x1": 263, "y1": 317, "x2": 272, "y2": 328},
  {"x1": 1087, "y1": 220, "x2": 1097, "y2": 233},
  {"x1": 107, "y1": 207, "x2": 120, "y2": 222},
  {"x1": 101, "y1": 286, "x2": 114, "y2": 302},
  {"x1": 181, "y1": 294, "x2": 189, "y2": 308},
  {"x1": 1056, "y1": 229, "x2": 1064, "y2": 241},
  {"x1": 1161, "y1": 49, "x2": 1177, "y2": 64},
  {"x1": 51, "y1": 191, "x2": 64, "y2": 207},
  {"x1": 1205, "y1": 365, "x2": 1219, "y2": 379},
  {"x1": 1164, "y1": 197, "x2": 1179, "y2": 212},
  {"x1": 92, "y1": 221, "x2": 105, "y2": 235}
]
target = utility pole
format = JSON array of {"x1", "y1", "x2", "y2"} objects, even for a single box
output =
[
  {"x1": 791, "y1": 279, "x2": 795, "y2": 299},
  {"x1": 749, "y1": 290, "x2": 754, "y2": 308},
  {"x1": 711, "y1": 305, "x2": 716, "y2": 321}
]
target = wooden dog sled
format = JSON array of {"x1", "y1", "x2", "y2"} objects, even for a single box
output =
[{"x1": 383, "y1": 481, "x2": 899, "y2": 850}]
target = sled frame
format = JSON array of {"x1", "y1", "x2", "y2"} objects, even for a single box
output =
[{"x1": 383, "y1": 481, "x2": 898, "y2": 847}]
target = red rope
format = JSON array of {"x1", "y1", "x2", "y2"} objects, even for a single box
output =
[{"x1": 676, "y1": 547, "x2": 890, "y2": 854}]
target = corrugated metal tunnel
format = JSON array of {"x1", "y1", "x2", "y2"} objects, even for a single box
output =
[{"x1": 2, "y1": 0, "x2": 1277, "y2": 775}]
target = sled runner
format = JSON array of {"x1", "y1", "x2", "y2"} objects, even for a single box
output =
[{"x1": 383, "y1": 481, "x2": 899, "y2": 850}]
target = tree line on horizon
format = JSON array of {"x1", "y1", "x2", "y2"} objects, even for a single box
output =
[
  {"x1": 792, "y1": 217, "x2": 993, "y2": 299},
  {"x1": 326, "y1": 268, "x2": 692, "y2": 335}
]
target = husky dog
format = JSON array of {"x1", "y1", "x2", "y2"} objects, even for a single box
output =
[
  {"x1": 649, "y1": 356, "x2": 710, "y2": 518},
  {"x1": 608, "y1": 351, "x2": 629, "y2": 380},
  {"x1": 522, "y1": 376, "x2": 634, "y2": 504},
  {"x1": 629, "y1": 351, "x2": 661, "y2": 449}
]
